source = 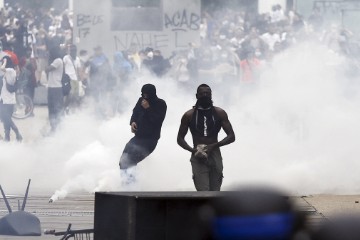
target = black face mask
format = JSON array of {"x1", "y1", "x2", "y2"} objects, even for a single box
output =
[
  {"x1": 141, "y1": 93, "x2": 155, "y2": 103},
  {"x1": 197, "y1": 96, "x2": 213, "y2": 108}
]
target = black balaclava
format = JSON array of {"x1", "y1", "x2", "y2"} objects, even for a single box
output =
[
  {"x1": 197, "y1": 96, "x2": 213, "y2": 109},
  {"x1": 141, "y1": 84, "x2": 157, "y2": 103},
  {"x1": 196, "y1": 84, "x2": 213, "y2": 109}
]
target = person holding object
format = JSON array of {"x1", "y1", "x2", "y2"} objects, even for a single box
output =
[
  {"x1": 0, "y1": 56, "x2": 23, "y2": 142},
  {"x1": 63, "y1": 44, "x2": 82, "y2": 113},
  {"x1": 45, "y1": 47, "x2": 64, "y2": 133},
  {"x1": 177, "y1": 84, "x2": 235, "y2": 191},
  {"x1": 119, "y1": 84, "x2": 167, "y2": 186}
]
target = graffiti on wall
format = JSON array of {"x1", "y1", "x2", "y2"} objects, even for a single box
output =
[
  {"x1": 76, "y1": 14, "x2": 105, "y2": 38},
  {"x1": 114, "y1": 33, "x2": 170, "y2": 50},
  {"x1": 164, "y1": 9, "x2": 200, "y2": 31},
  {"x1": 112, "y1": 9, "x2": 200, "y2": 51},
  {"x1": 76, "y1": 8, "x2": 200, "y2": 53},
  {"x1": 113, "y1": 31, "x2": 195, "y2": 50}
]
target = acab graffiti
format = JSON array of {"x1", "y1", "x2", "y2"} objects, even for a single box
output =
[
  {"x1": 114, "y1": 9, "x2": 200, "y2": 50},
  {"x1": 75, "y1": 7, "x2": 200, "y2": 54},
  {"x1": 164, "y1": 9, "x2": 200, "y2": 31}
]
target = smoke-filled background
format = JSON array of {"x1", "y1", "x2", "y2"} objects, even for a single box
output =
[{"x1": 1, "y1": 40, "x2": 360, "y2": 200}]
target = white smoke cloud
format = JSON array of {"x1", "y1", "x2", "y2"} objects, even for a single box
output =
[
  {"x1": 1, "y1": 41, "x2": 360, "y2": 201},
  {"x1": 223, "y1": 42, "x2": 360, "y2": 195}
]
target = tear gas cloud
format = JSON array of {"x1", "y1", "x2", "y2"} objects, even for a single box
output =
[{"x1": 1, "y1": 41, "x2": 360, "y2": 201}]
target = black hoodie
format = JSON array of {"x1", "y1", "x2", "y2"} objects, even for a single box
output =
[{"x1": 130, "y1": 84, "x2": 167, "y2": 140}]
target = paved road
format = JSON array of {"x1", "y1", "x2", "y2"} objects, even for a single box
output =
[
  {"x1": 13, "y1": 105, "x2": 49, "y2": 142},
  {"x1": 304, "y1": 194, "x2": 360, "y2": 217},
  {"x1": 0, "y1": 194, "x2": 94, "y2": 240}
]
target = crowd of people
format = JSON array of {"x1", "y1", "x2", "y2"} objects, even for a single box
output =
[
  {"x1": 0, "y1": 2, "x2": 358, "y2": 141},
  {"x1": 183, "y1": 4, "x2": 359, "y2": 85},
  {"x1": 2, "y1": 4, "x2": 360, "y2": 238}
]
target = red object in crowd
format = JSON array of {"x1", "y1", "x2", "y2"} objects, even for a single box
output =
[
  {"x1": 4, "y1": 50, "x2": 19, "y2": 66},
  {"x1": 19, "y1": 56, "x2": 27, "y2": 68},
  {"x1": 239, "y1": 58, "x2": 261, "y2": 83}
]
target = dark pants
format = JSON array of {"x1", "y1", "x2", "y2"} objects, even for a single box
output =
[
  {"x1": 48, "y1": 87, "x2": 64, "y2": 132},
  {"x1": 190, "y1": 148, "x2": 223, "y2": 191},
  {"x1": 24, "y1": 84, "x2": 35, "y2": 101},
  {"x1": 119, "y1": 136, "x2": 158, "y2": 169},
  {"x1": 0, "y1": 103, "x2": 20, "y2": 140}
]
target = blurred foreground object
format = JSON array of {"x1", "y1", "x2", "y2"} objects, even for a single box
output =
[
  {"x1": 311, "y1": 214, "x2": 360, "y2": 240},
  {"x1": 0, "y1": 179, "x2": 41, "y2": 236},
  {"x1": 93, "y1": 189, "x2": 311, "y2": 240},
  {"x1": 207, "y1": 187, "x2": 309, "y2": 240}
]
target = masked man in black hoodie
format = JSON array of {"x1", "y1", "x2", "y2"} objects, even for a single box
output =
[
  {"x1": 119, "y1": 84, "x2": 167, "y2": 185},
  {"x1": 177, "y1": 84, "x2": 235, "y2": 191}
]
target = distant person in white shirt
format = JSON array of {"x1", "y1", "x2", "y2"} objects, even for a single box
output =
[
  {"x1": 63, "y1": 44, "x2": 82, "y2": 112},
  {"x1": 0, "y1": 56, "x2": 22, "y2": 142},
  {"x1": 261, "y1": 25, "x2": 281, "y2": 52},
  {"x1": 270, "y1": 4, "x2": 285, "y2": 23},
  {"x1": 45, "y1": 47, "x2": 64, "y2": 133}
]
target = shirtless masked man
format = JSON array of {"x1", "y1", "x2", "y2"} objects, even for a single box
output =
[{"x1": 177, "y1": 84, "x2": 235, "y2": 191}]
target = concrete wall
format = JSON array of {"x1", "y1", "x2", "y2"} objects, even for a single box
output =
[
  {"x1": 295, "y1": 0, "x2": 360, "y2": 34},
  {"x1": 68, "y1": 0, "x2": 73, "y2": 12},
  {"x1": 73, "y1": 0, "x2": 200, "y2": 58},
  {"x1": 294, "y1": 0, "x2": 314, "y2": 19}
]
